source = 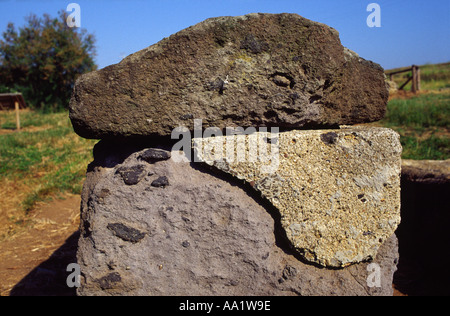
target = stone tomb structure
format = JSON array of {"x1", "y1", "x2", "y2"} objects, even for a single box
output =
[{"x1": 70, "y1": 13, "x2": 401, "y2": 296}]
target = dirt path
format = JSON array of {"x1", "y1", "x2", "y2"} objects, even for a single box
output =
[{"x1": 0, "y1": 194, "x2": 80, "y2": 296}]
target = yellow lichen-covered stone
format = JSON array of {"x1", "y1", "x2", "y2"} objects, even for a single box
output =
[{"x1": 193, "y1": 127, "x2": 402, "y2": 268}]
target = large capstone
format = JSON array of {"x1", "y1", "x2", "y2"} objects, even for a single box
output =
[{"x1": 69, "y1": 13, "x2": 388, "y2": 140}]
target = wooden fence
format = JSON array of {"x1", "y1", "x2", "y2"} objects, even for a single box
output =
[{"x1": 386, "y1": 65, "x2": 421, "y2": 93}]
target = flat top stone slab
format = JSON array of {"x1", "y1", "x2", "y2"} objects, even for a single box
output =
[
  {"x1": 194, "y1": 127, "x2": 402, "y2": 267},
  {"x1": 69, "y1": 13, "x2": 388, "y2": 140},
  {"x1": 402, "y1": 159, "x2": 450, "y2": 184}
]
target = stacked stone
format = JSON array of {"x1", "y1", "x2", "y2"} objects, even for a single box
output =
[{"x1": 70, "y1": 13, "x2": 401, "y2": 296}]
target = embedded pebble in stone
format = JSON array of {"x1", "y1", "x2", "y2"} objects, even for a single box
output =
[
  {"x1": 151, "y1": 176, "x2": 170, "y2": 188},
  {"x1": 107, "y1": 223, "x2": 146, "y2": 243},
  {"x1": 116, "y1": 165, "x2": 147, "y2": 185},
  {"x1": 320, "y1": 132, "x2": 338, "y2": 145},
  {"x1": 139, "y1": 148, "x2": 171, "y2": 163},
  {"x1": 97, "y1": 272, "x2": 122, "y2": 290}
]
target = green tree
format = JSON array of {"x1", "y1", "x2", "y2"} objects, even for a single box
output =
[{"x1": 0, "y1": 11, "x2": 97, "y2": 110}]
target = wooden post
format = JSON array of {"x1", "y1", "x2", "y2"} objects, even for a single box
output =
[
  {"x1": 411, "y1": 65, "x2": 417, "y2": 93},
  {"x1": 15, "y1": 100, "x2": 21, "y2": 130},
  {"x1": 416, "y1": 66, "x2": 421, "y2": 92}
]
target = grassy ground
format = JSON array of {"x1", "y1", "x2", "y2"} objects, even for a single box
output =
[
  {"x1": 382, "y1": 62, "x2": 450, "y2": 160},
  {"x1": 377, "y1": 91, "x2": 449, "y2": 160},
  {"x1": 0, "y1": 110, "x2": 96, "y2": 239}
]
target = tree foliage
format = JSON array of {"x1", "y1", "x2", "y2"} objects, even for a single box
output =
[{"x1": 0, "y1": 11, "x2": 97, "y2": 110}]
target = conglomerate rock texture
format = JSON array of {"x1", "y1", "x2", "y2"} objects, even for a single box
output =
[
  {"x1": 194, "y1": 126, "x2": 402, "y2": 267},
  {"x1": 76, "y1": 142, "x2": 398, "y2": 296}
]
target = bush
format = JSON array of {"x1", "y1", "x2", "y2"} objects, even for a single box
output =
[{"x1": 0, "y1": 11, "x2": 97, "y2": 110}]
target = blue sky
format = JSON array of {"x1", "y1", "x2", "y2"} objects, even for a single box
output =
[{"x1": 1, "y1": 0, "x2": 449, "y2": 70}]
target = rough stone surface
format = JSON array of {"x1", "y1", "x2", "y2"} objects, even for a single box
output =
[
  {"x1": 77, "y1": 142, "x2": 398, "y2": 296},
  {"x1": 69, "y1": 13, "x2": 388, "y2": 140},
  {"x1": 194, "y1": 126, "x2": 402, "y2": 268},
  {"x1": 386, "y1": 80, "x2": 398, "y2": 94},
  {"x1": 401, "y1": 159, "x2": 450, "y2": 184}
]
